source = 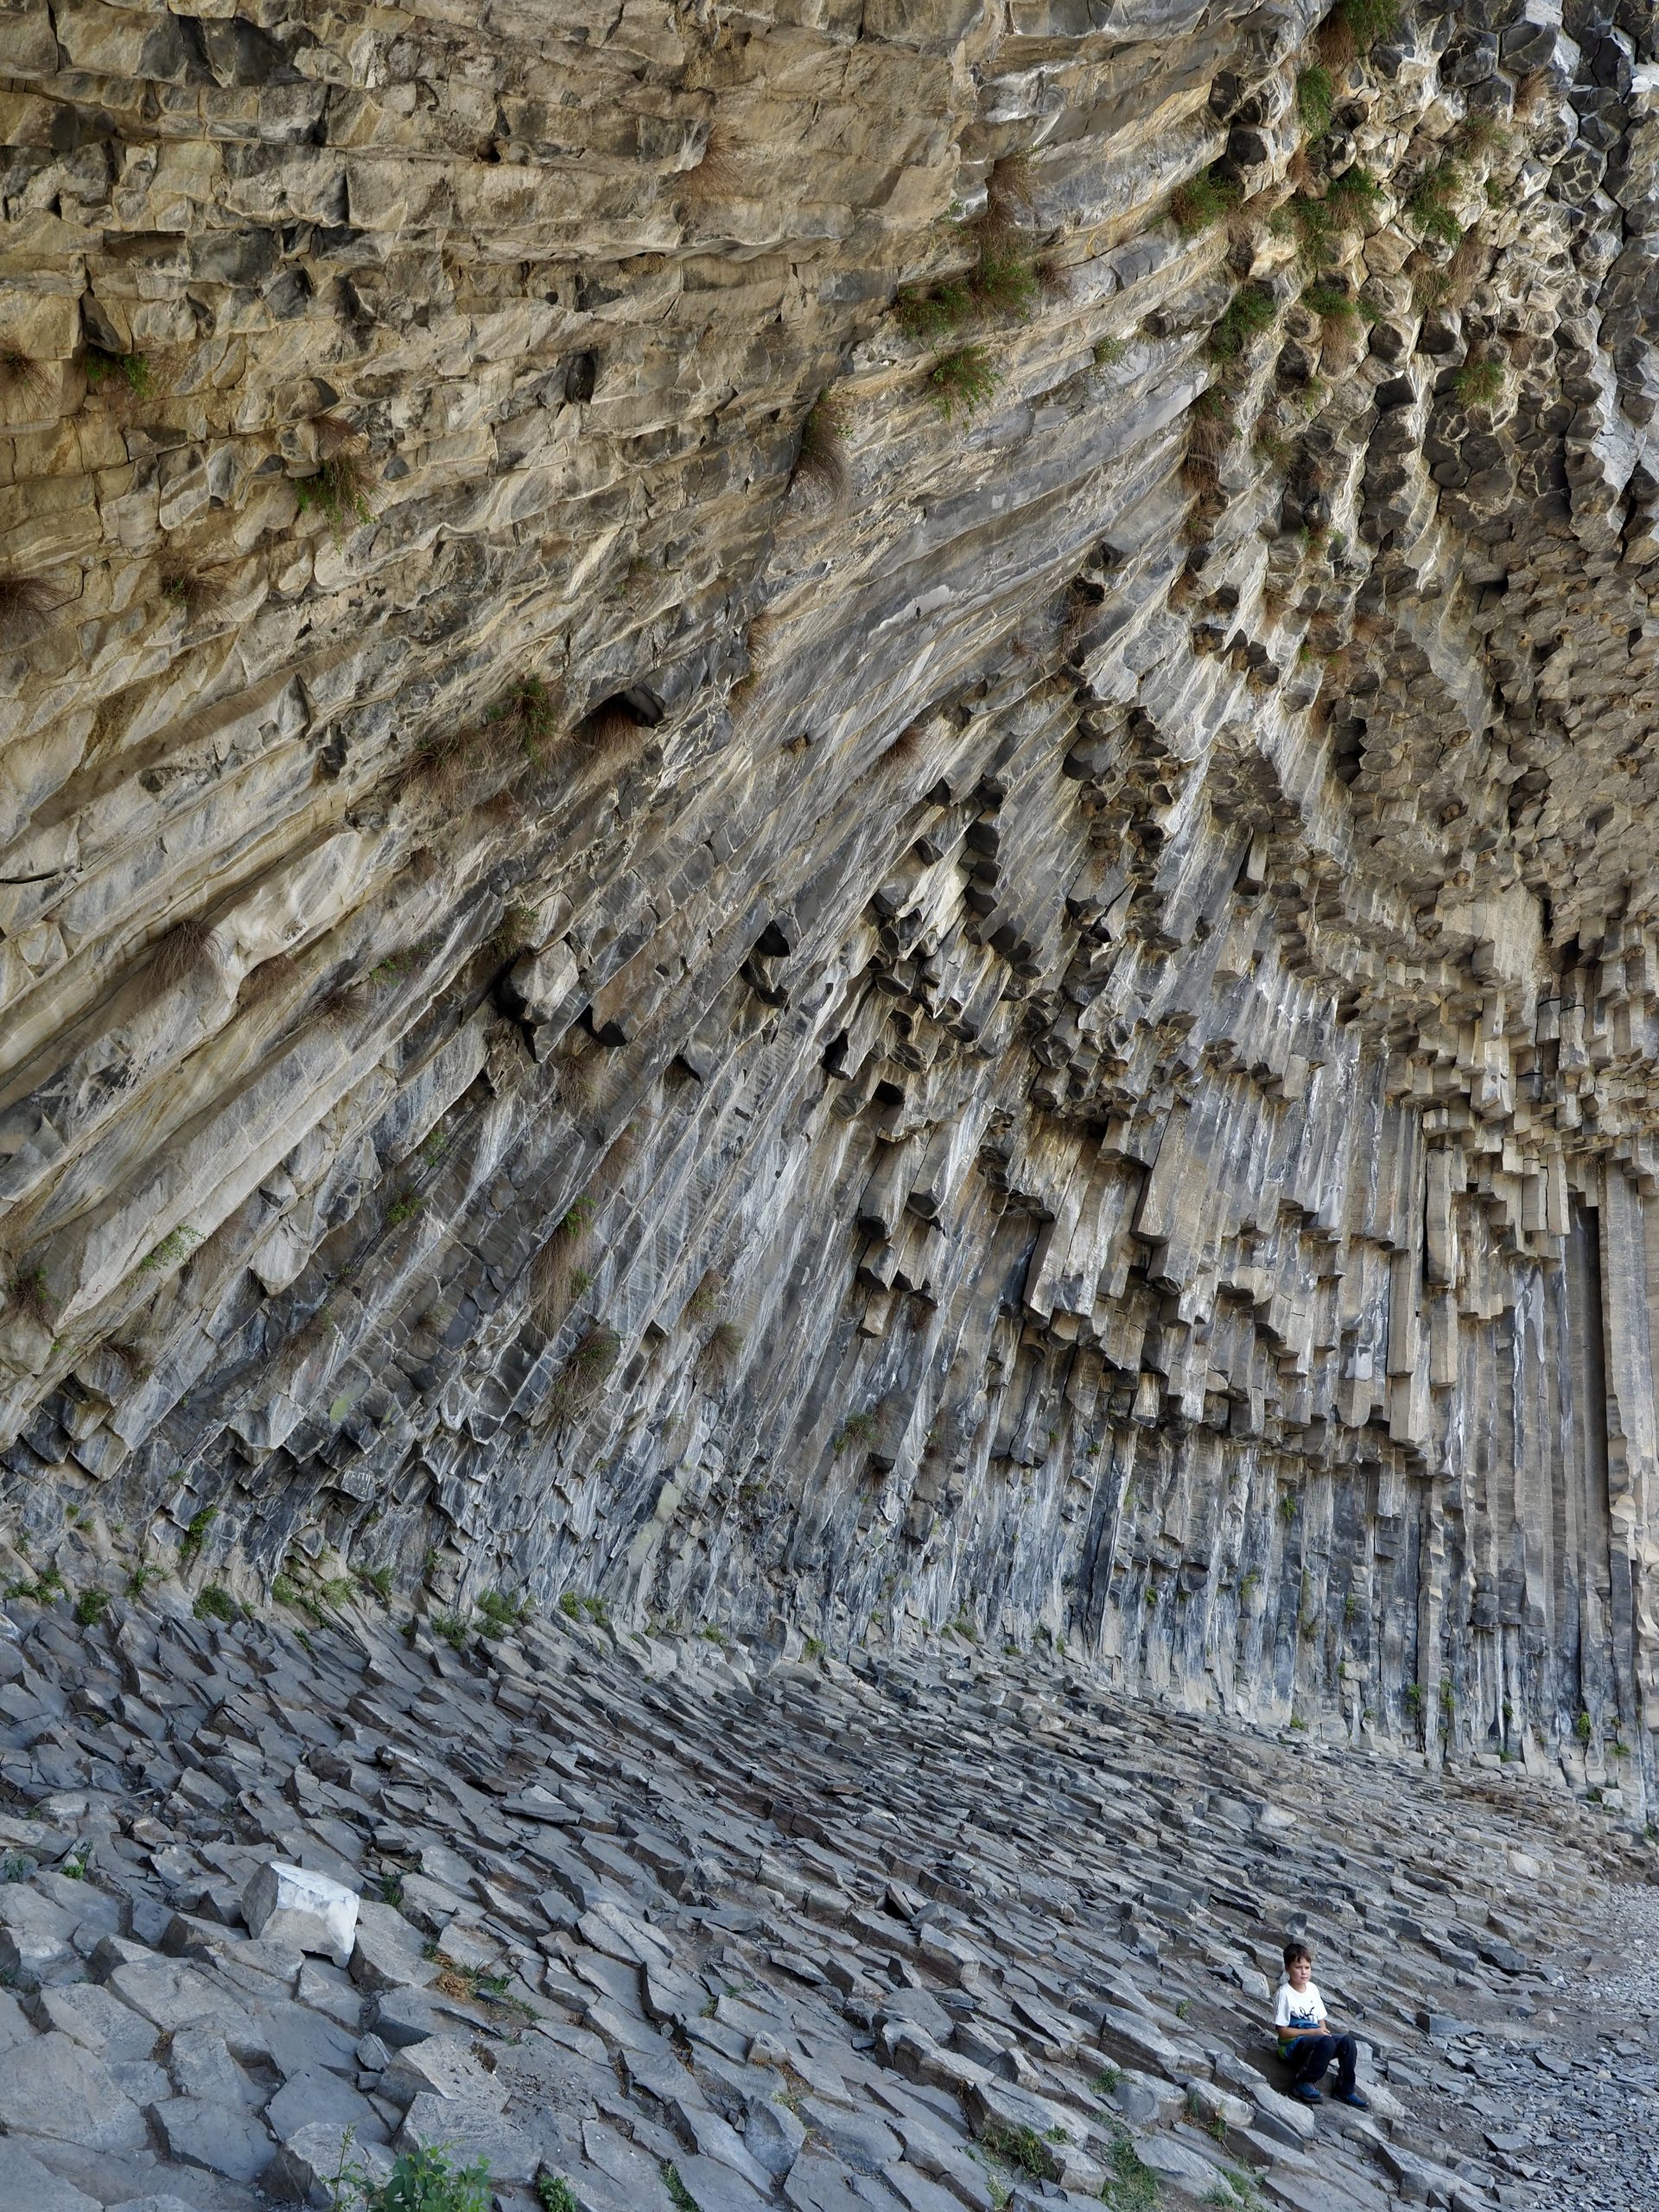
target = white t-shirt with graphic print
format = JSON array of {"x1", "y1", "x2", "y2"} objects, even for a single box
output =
[{"x1": 1274, "y1": 1978, "x2": 1326, "y2": 2035}]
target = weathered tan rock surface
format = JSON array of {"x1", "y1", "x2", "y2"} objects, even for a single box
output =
[{"x1": 2, "y1": 0, "x2": 1659, "y2": 1814}]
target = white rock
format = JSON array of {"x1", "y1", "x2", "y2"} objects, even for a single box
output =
[{"x1": 242, "y1": 1862, "x2": 359, "y2": 1967}]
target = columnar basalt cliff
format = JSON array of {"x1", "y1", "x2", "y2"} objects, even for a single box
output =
[{"x1": 2, "y1": 0, "x2": 1658, "y2": 1809}]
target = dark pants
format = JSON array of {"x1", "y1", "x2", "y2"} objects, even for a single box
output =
[{"x1": 1286, "y1": 2031, "x2": 1357, "y2": 2094}]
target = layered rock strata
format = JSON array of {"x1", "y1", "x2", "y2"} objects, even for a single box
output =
[{"x1": 2, "y1": 0, "x2": 1659, "y2": 1806}]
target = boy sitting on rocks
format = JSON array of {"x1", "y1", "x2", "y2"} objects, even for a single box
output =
[{"x1": 1274, "y1": 1939, "x2": 1370, "y2": 2108}]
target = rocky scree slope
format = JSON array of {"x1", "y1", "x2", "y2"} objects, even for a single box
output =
[
  {"x1": 1, "y1": 0, "x2": 1659, "y2": 1807},
  {"x1": 0, "y1": 1585, "x2": 1654, "y2": 2212}
]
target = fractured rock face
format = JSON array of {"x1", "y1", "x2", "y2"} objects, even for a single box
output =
[{"x1": 0, "y1": 0, "x2": 1657, "y2": 1807}]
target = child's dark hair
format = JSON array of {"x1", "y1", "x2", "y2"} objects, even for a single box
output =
[{"x1": 1284, "y1": 1939, "x2": 1312, "y2": 1967}]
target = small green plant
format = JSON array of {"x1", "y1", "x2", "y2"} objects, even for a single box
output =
[
  {"x1": 385, "y1": 1193, "x2": 423, "y2": 1226},
  {"x1": 1405, "y1": 1683, "x2": 1423, "y2": 1710},
  {"x1": 1303, "y1": 283, "x2": 1359, "y2": 326},
  {"x1": 61, "y1": 1846, "x2": 91, "y2": 1880},
  {"x1": 663, "y1": 2164, "x2": 698, "y2": 2212},
  {"x1": 1278, "y1": 1490, "x2": 1297, "y2": 1522},
  {"x1": 1287, "y1": 1716, "x2": 1308, "y2": 1732},
  {"x1": 295, "y1": 452, "x2": 374, "y2": 543},
  {"x1": 981, "y1": 2122, "x2": 1057, "y2": 2180},
  {"x1": 1094, "y1": 334, "x2": 1127, "y2": 367},
  {"x1": 1328, "y1": 165, "x2": 1384, "y2": 216},
  {"x1": 1340, "y1": 0, "x2": 1400, "y2": 48},
  {"x1": 1101, "y1": 2128, "x2": 1161, "y2": 2210},
  {"x1": 1174, "y1": 1997, "x2": 1191, "y2": 2019},
  {"x1": 1452, "y1": 359, "x2": 1504, "y2": 405},
  {"x1": 85, "y1": 346, "x2": 152, "y2": 397},
  {"x1": 1484, "y1": 176, "x2": 1505, "y2": 209},
  {"x1": 895, "y1": 282, "x2": 973, "y2": 339},
  {"x1": 1296, "y1": 67, "x2": 1333, "y2": 141},
  {"x1": 73, "y1": 1588, "x2": 109, "y2": 1628},
  {"x1": 332, "y1": 2144, "x2": 491, "y2": 2212},
  {"x1": 0, "y1": 1853, "x2": 33, "y2": 1882},
  {"x1": 1408, "y1": 169, "x2": 1463, "y2": 248},
  {"x1": 1440, "y1": 1679, "x2": 1456, "y2": 1714},
  {"x1": 561, "y1": 1323, "x2": 621, "y2": 1407},
  {"x1": 803, "y1": 1635, "x2": 825, "y2": 1660},
  {"x1": 432, "y1": 1611, "x2": 470, "y2": 1649},
  {"x1": 926, "y1": 346, "x2": 999, "y2": 419},
  {"x1": 475, "y1": 1589, "x2": 529, "y2": 1637},
  {"x1": 194, "y1": 1585, "x2": 238, "y2": 1623},
  {"x1": 833, "y1": 1409, "x2": 878, "y2": 1454},
  {"x1": 1170, "y1": 168, "x2": 1240, "y2": 235},
  {"x1": 179, "y1": 1505, "x2": 215, "y2": 1564},
  {"x1": 142, "y1": 1225, "x2": 200, "y2": 1273},
  {"x1": 124, "y1": 1560, "x2": 155, "y2": 1598},
  {"x1": 537, "y1": 2182, "x2": 579, "y2": 2212},
  {"x1": 358, "y1": 1564, "x2": 394, "y2": 1601},
  {"x1": 1576, "y1": 1709, "x2": 1593, "y2": 1743},
  {"x1": 486, "y1": 676, "x2": 556, "y2": 760},
  {"x1": 558, "y1": 1195, "x2": 594, "y2": 1239},
  {"x1": 379, "y1": 1871, "x2": 405, "y2": 1907},
  {"x1": 1092, "y1": 2063, "x2": 1122, "y2": 2095},
  {"x1": 1207, "y1": 286, "x2": 1276, "y2": 362},
  {"x1": 971, "y1": 239, "x2": 1039, "y2": 320}
]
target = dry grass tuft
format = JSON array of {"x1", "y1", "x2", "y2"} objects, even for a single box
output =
[
  {"x1": 985, "y1": 150, "x2": 1035, "y2": 225},
  {"x1": 238, "y1": 952, "x2": 300, "y2": 1007},
  {"x1": 556, "y1": 1047, "x2": 606, "y2": 1114},
  {"x1": 680, "y1": 128, "x2": 741, "y2": 201},
  {"x1": 5, "y1": 1265, "x2": 57, "y2": 1331},
  {"x1": 575, "y1": 696, "x2": 645, "y2": 753},
  {"x1": 530, "y1": 1236, "x2": 591, "y2": 1333},
  {"x1": 594, "y1": 1126, "x2": 636, "y2": 1190},
  {"x1": 792, "y1": 391, "x2": 850, "y2": 504},
  {"x1": 1440, "y1": 232, "x2": 1488, "y2": 312},
  {"x1": 1315, "y1": 9, "x2": 1357, "y2": 66},
  {"x1": 886, "y1": 721, "x2": 925, "y2": 762},
  {"x1": 151, "y1": 917, "x2": 214, "y2": 990},
  {"x1": 160, "y1": 567, "x2": 226, "y2": 618},
  {"x1": 700, "y1": 1319, "x2": 744, "y2": 1372},
  {"x1": 0, "y1": 350, "x2": 54, "y2": 416},
  {"x1": 0, "y1": 575, "x2": 59, "y2": 649}
]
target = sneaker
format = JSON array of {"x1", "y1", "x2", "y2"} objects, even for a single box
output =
[
  {"x1": 1329, "y1": 2088, "x2": 1370, "y2": 2109},
  {"x1": 1291, "y1": 2084, "x2": 1323, "y2": 2105}
]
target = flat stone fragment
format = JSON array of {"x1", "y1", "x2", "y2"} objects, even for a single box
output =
[
  {"x1": 149, "y1": 2095, "x2": 276, "y2": 2183},
  {"x1": 265, "y1": 2122, "x2": 395, "y2": 2208},
  {"x1": 0, "y1": 2139, "x2": 101, "y2": 2212},
  {"x1": 397, "y1": 2092, "x2": 539, "y2": 2182},
  {"x1": 0, "y1": 2031, "x2": 150, "y2": 2151},
  {"x1": 265, "y1": 2062, "x2": 387, "y2": 2145},
  {"x1": 244, "y1": 1861, "x2": 360, "y2": 1967}
]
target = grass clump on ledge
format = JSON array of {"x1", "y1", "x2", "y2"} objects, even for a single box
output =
[
  {"x1": 85, "y1": 346, "x2": 152, "y2": 397},
  {"x1": 1206, "y1": 286, "x2": 1277, "y2": 362},
  {"x1": 1327, "y1": 164, "x2": 1384, "y2": 218},
  {"x1": 1452, "y1": 358, "x2": 1504, "y2": 405},
  {"x1": 926, "y1": 346, "x2": 999, "y2": 419},
  {"x1": 475, "y1": 1589, "x2": 530, "y2": 1636},
  {"x1": 1338, "y1": 0, "x2": 1400, "y2": 49},
  {"x1": 1296, "y1": 65, "x2": 1334, "y2": 141},
  {"x1": 295, "y1": 452, "x2": 374, "y2": 543},
  {"x1": 969, "y1": 236, "x2": 1039, "y2": 320},
  {"x1": 1169, "y1": 168, "x2": 1240, "y2": 236},
  {"x1": 1408, "y1": 167, "x2": 1464, "y2": 248},
  {"x1": 895, "y1": 281, "x2": 972, "y2": 339}
]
